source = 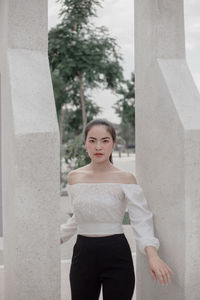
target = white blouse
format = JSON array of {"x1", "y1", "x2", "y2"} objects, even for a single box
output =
[{"x1": 60, "y1": 182, "x2": 160, "y2": 255}]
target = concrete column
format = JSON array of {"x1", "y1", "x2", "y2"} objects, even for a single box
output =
[
  {"x1": 135, "y1": 1, "x2": 200, "y2": 299},
  {"x1": 0, "y1": 1, "x2": 60, "y2": 299},
  {"x1": 0, "y1": 73, "x2": 2, "y2": 238}
]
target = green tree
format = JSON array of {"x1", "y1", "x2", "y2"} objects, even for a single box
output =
[
  {"x1": 58, "y1": 76, "x2": 102, "y2": 143},
  {"x1": 49, "y1": 0, "x2": 124, "y2": 183},
  {"x1": 113, "y1": 73, "x2": 135, "y2": 147},
  {"x1": 48, "y1": 0, "x2": 124, "y2": 134}
]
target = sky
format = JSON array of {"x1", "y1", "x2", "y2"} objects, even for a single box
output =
[{"x1": 48, "y1": 0, "x2": 200, "y2": 124}]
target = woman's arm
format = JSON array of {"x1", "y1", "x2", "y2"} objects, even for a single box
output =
[
  {"x1": 60, "y1": 172, "x2": 77, "y2": 244},
  {"x1": 124, "y1": 173, "x2": 174, "y2": 285},
  {"x1": 60, "y1": 213, "x2": 77, "y2": 244},
  {"x1": 145, "y1": 245, "x2": 159, "y2": 258}
]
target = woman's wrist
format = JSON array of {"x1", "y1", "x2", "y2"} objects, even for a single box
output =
[{"x1": 145, "y1": 245, "x2": 159, "y2": 259}]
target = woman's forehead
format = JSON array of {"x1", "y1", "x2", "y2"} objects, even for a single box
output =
[{"x1": 87, "y1": 125, "x2": 111, "y2": 137}]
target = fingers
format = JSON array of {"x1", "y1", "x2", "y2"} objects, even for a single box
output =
[
  {"x1": 166, "y1": 265, "x2": 174, "y2": 275},
  {"x1": 150, "y1": 270, "x2": 157, "y2": 282},
  {"x1": 157, "y1": 270, "x2": 167, "y2": 285},
  {"x1": 160, "y1": 268, "x2": 170, "y2": 285},
  {"x1": 155, "y1": 267, "x2": 174, "y2": 286},
  {"x1": 150, "y1": 262, "x2": 174, "y2": 286},
  {"x1": 163, "y1": 267, "x2": 171, "y2": 284}
]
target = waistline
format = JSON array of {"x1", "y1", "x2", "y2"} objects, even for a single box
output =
[{"x1": 77, "y1": 223, "x2": 124, "y2": 235}]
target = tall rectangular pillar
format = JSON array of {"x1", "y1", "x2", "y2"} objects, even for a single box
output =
[
  {"x1": 0, "y1": 1, "x2": 60, "y2": 299},
  {"x1": 0, "y1": 73, "x2": 2, "y2": 238},
  {"x1": 135, "y1": 1, "x2": 200, "y2": 299}
]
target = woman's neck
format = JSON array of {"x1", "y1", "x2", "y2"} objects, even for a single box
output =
[{"x1": 88, "y1": 160, "x2": 113, "y2": 172}]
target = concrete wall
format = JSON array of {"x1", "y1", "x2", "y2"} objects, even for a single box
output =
[
  {"x1": 0, "y1": 1, "x2": 60, "y2": 299},
  {"x1": 135, "y1": 1, "x2": 200, "y2": 299},
  {"x1": 0, "y1": 73, "x2": 2, "y2": 237}
]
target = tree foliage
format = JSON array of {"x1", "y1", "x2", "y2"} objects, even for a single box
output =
[
  {"x1": 49, "y1": 25, "x2": 123, "y2": 91},
  {"x1": 49, "y1": 0, "x2": 124, "y2": 134},
  {"x1": 49, "y1": 0, "x2": 125, "y2": 180},
  {"x1": 113, "y1": 73, "x2": 135, "y2": 147},
  {"x1": 113, "y1": 73, "x2": 135, "y2": 124},
  {"x1": 58, "y1": 0, "x2": 103, "y2": 29}
]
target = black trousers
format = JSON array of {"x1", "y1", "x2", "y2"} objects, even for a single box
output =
[{"x1": 69, "y1": 233, "x2": 135, "y2": 300}]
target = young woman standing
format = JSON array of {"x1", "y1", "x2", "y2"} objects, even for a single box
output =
[{"x1": 60, "y1": 118, "x2": 174, "y2": 300}]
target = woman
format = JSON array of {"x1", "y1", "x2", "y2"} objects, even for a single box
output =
[{"x1": 60, "y1": 118, "x2": 174, "y2": 300}]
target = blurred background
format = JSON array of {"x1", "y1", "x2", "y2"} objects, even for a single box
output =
[
  {"x1": 48, "y1": 0, "x2": 135, "y2": 191},
  {"x1": 47, "y1": 0, "x2": 200, "y2": 191}
]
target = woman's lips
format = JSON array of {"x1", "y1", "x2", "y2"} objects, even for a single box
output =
[{"x1": 94, "y1": 153, "x2": 103, "y2": 156}]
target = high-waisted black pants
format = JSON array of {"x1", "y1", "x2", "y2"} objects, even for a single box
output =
[{"x1": 69, "y1": 233, "x2": 135, "y2": 300}]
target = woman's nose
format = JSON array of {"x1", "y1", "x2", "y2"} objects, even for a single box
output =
[{"x1": 95, "y1": 142, "x2": 102, "y2": 149}]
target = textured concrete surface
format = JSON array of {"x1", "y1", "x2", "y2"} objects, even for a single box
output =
[
  {"x1": 0, "y1": 1, "x2": 60, "y2": 299},
  {"x1": 135, "y1": 1, "x2": 200, "y2": 299}
]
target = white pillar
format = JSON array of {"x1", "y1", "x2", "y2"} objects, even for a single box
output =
[
  {"x1": 135, "y1": 1, "x2": 200, "y2": 299},
  {"x1": 0, "y1": 1, "x2": 60, "y2": 299}
]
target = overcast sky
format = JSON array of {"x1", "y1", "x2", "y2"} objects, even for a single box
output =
[{"x1": 48, "y1": 0, "x2": 200, "y2": 124}]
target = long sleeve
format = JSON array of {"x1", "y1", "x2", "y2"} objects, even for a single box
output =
[
  {"x1": 60, "y1": 213, "x2": 77, "y2": 243},
  {"x1": 60, "y1": 185, "x2": 77, "y2": 243},
  {"x1": 123, "y1": 184, "x2": 160, "y2": 256}
]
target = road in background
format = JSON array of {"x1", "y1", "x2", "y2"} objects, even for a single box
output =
[{"x1": 113, "y1": 151, "x2": 136, "y2": 175}]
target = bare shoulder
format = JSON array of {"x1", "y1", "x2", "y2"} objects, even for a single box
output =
[
  {"x1": 66, "y1": 170, "x2": 77, "y2": 185},
  {"x1": 108, "y1": 166, "x2": 138, "y2": 184},
  {"x1": 120, "y1": 171, "x2": 137, "y2": 184},
  {"x1": 67, "y1": 165, "x2": 89, "y2": 184}
]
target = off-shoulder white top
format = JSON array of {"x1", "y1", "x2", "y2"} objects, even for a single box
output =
[{"x1": 60, "y1": 182, "x2": 160, "y2": 255}]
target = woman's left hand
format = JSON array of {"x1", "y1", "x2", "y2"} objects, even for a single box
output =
[{"x1": 148, "y1": 255, "x2": 174, "y2": 286}]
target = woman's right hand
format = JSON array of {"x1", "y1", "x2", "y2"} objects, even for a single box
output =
[{"x1": 148, "y1": 255, "x2": 174, "y2": 285}]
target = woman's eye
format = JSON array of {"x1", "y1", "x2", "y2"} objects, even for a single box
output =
[
  {"x1": 89, "y1": 140, "x2": 94, "y2": 143},
  {"x1": 103, "y1": 140, "x2": 109, "y2": 143}
]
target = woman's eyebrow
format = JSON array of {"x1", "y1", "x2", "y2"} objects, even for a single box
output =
[{"x1": 88, "y1": 136, "x2": 111, "y2": 139}]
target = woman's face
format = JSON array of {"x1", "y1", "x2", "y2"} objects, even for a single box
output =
[{"x1": 85, "y1": 125, "x2": 115, "y2": 163}]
